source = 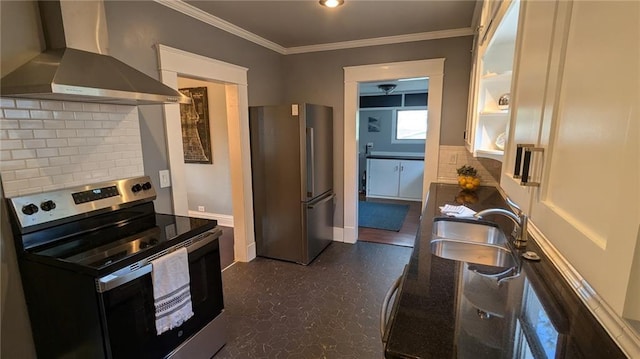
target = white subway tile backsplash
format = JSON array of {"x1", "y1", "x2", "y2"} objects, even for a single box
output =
[
  {"x1": 26, "y1": 158, "x2": 50, "y2": 168},
  {"x1": 74, "y1": 112, "x2": 93, "y2": 120},
  {"x1": 58, "y1": 147, "x2": 78, "y2": 156},
  {"x1": 64, "y1": 120, "x2": 85, "y2": 129},
  {"x1": 33, "y1": 130, "x2": 57, "y2": 138},
  {"x1": 56, "y1": 129, "x2": 77, "y2": 138},
  {"x1": 46, "y1": 139, "x2": 68, "y2": 147},
  {"x1": 39, "y1": 167, "x2": 62, "y2": 176},
  {"x1": 36, "y1": 148, "x2": 59, "y2": 158},
  {"x1": 76, "y1": 129, "x2": 95, "y2": 137},
  {"x1": 1, "y1": 98, "x2": 16, "y2": 108},
  {"x1": 3, "y1": 179, "x2": 30, "y2": 193},
  {"x1": 8, "y1": 129, "x2": 34, "y2": 139},
  {"x1": 15, "y1": 168, "x2": 40, "y2": 180},
  {"x1": 28, "y1": 177, "x2": 53, "y2": 187},
  {"x1": 0, "y1": 119, "x2": 20, "y2": 129},
  {"x1": 1, "y1": 98, "x2": 143, "y2": 196},
  {"x1": 1, "y1": 140, "x2": 22, "y2": 150},
  {"x1": 16, "y1": 99, "x2": 40, "y2": 109},
  {"x1": 48, "y1": 157, "x2": 70, "y2": 166},
  {"x1": 62, "y1": 102, "x2": 83, "y2": 111},
  {"x1": 11, "y1": 149, "x2": 37, "y2": 160},
  {"x1": 67, "y1": 138, "x2": 87, "y2": 146},
  {"x1": 83, "y1": 103, "x2": 101, "y2": 112},
  {"x1": 99, "y1": 104, "x2": 118, "y2": 113},
  {"x1": 92, "y1": 112, "x2": 109, "y2": 121},
  {"x1": 4, "y1": 109, "x2": 31, "y2": 119},
  {"x1": 43, "y1": 120, "x2": 65, "y2": 128},
  {"x1": 84, "y1": 120, "x2": 102, "y2": 128},
  {"x1": 41, "y1": 101, "x2": 64, "y2": 111},
  {"x1": 1, "y1": 160, "x2": 26, "y2": 171},
  {"x1": 22, "y1": 139, "x2": 47, "y2": 149},
  {"x1": 29, "y1": 110, "x2": 54, "y2": 119},
  {"x1": 19, "y1": 120, "x2": 44, "y2": 129},
  {"x1": 53, "y1": 111, "x2": 75, "y2": 120}
]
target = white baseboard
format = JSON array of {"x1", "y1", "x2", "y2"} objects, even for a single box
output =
[
  {"x1": 528, "y1": 221, "x2": 640, "y2": 357},
  {"x1": 187, "y1": 210, "x2": 234, "y2": 227},
  {"x1": 343, "y1": 226, "x2": 357, "y2": 244},
  {"x1": 333, "y1": 227, "x2": 344, "y2": 242}
]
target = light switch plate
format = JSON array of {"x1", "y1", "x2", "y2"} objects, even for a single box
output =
[{"x1": 159, "y1": 170, "x2": 171, "y2": 188}]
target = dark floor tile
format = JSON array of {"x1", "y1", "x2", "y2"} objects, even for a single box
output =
[{"x1": 214, "y1": 242, "x2": 412, "y2": 359}]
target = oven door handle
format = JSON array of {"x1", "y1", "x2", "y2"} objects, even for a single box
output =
[{"x1": 96, "y1": 231, "x2": 219, "y2": 293}]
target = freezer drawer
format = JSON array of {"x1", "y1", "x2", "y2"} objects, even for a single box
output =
[{"x1": 302, "y1": 192, "x2": 335, "y2": 265}]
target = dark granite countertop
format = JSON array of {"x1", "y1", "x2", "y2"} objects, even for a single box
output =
[
  {"x1": 384, "y1": 183, "x2": 626, "y2": 359},
  {"x1": 366, "y1": 154, "x2": 424, "y2": 161}
]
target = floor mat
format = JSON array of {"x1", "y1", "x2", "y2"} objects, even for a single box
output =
[{"x1": 358, "y1": 201, "x2": 409, "y2": 231}]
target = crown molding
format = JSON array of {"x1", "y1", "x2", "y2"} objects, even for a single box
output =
[
  {"x1": 286, "y1": 28, "x2": 474, "y2": 54},
  {"x1": 154, "y1": 0, "x2": 288, "y2": 54},
  {"x1": 155, "y1": 0, "x2": 473, "y2": 55}
]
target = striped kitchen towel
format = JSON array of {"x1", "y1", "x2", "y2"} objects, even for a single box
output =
[{"x1": 151, "y1": 247, "x2": 194, "y2": 335}]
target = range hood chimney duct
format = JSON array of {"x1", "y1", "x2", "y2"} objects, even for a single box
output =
[{"x1": 1, "y1": 0, "x2": 190, "y2": 105}]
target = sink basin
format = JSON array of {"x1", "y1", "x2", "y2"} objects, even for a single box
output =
[
  {"x1": 430, "y1": 239, "x2": 517, "y2": 268},
  {"x1": 432, "y1": 218, "x2": 507, "y2": 245}
]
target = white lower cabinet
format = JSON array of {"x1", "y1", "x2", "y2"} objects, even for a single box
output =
[
  {"x1": 366, "y1": 158, "x2": 424, "y2": 201},
  {"x1": 501, "y1": 0, "x2": 640, "y2": 325}
]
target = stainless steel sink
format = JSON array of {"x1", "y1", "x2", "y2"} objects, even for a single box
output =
[
  {"x1": 432, "y1": 218, "x2": 507, "y2": 245},
  {"x1": 430, "y1": 239, "x2": 517, "y2": 268}
]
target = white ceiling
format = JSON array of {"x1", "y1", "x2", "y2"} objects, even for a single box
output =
[{"x1": 183, "y1": 1, "x2": 478, "y2": 49}]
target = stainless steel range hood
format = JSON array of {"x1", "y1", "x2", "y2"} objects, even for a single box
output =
[{"x1": 1, "y1": 1, "x2": 190, "y2": 105}]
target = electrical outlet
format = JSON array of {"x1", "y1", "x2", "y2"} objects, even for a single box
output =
[
  {"x1": 159, "y1": 170, "x2": 171, "y2": 188},
  {"x1": 198, "y1": 206, "x2": 205, "y2": 212},
  {"x1": 448, "y1": 153, "x2": 458, "y2": 165}
]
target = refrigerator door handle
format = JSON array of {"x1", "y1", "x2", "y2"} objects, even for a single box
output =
[
  {"x1": 307, "y1": 193, "x2": 335, "y2": 209},
  {"x1": 306, "y1": 127, "x2": 315, "y2": 198}
]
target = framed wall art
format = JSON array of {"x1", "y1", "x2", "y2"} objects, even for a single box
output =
[{"x1": 179, "y1": 87, "x2": 212, "y2": 164}]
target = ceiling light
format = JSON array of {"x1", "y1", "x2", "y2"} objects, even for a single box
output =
[
  {"x1": 319, "y1": 0, "x2": 344, "y2": 8},
  {"x1": 378, "y1": 84, "x2": 397, "y2": 95}
]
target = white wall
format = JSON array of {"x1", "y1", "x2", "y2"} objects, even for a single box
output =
[
  {"x1": 177, "y1": 78, "x2": 233, "y2": 219},
  {"x1": 0, "y1": 98, "x2": 144, "y2": 197}
]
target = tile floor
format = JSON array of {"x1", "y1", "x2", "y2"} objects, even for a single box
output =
[{"x1": 213, "y1": 241, "x2": 412, "y2": 359}]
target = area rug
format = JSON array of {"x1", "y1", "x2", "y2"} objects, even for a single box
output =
[{"x1": 358, "y1": 201, "x2": 409, "y2": 232}]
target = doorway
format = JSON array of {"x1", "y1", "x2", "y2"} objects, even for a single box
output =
[
  {"x1": 157, "y1": 44, "x2": 256, "y2": 263},
  {"x1": 343, "y1": 59, "x2": 445, "y2": 244},
  {"x1": 356, "y1": 78, "x2": 429, "y2": 247}
]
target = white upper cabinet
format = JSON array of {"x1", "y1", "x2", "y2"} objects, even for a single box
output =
[
  {"x1": 466, "y1": 0, "x2": 520, "y2": 162},
  {"x1": 501, "y1": 0, "x2": 640, "y2": 322}
]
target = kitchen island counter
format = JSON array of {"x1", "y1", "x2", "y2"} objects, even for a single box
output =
[{"x1": 384, "y1": 183, "x2": 626, "y2": 358}]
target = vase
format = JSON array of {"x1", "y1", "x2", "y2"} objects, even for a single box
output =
[{"x1": 458, "y1": 175, "x2": 480, "y2": 191}]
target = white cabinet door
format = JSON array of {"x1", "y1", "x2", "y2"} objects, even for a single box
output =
[
  {"x1": 398, "y1": 160, "x2": 424, "y2": 200},
  {"x1": 530, "y1": 1, "x2": 639, "y2": 318},
  {"x1": 366, "y1": 159, "x2": 399, "y2": 198},
  {"x1": 500, "y1": 0, "x2": 562, "y2": 211},
  {"x1": 501, "y1": 0, "x2": 640, "y2": 320}
]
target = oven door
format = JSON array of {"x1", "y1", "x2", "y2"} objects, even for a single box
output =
[{"x1": 99, "y1": 232, "x2": 224, "y2": 359}]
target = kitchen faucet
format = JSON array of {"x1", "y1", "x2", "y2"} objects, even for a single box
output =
[{"x1": 474, "y1": 197, "x2": 528, "y2": 248}]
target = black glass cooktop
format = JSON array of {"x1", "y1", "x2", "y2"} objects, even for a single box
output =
[{"x1": 31, "y1": 208, "x2": 217, "y2": 272}]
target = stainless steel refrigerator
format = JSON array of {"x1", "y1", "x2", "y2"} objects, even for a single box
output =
[{"x1": 249, "y1": 103, "x2": 334, "y2": 265}]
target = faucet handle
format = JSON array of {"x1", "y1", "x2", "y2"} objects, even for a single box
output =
[{"x1": 505, "y1": 196, "x2": 522, "y2": 215}]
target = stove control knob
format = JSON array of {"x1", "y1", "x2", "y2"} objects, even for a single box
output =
[
  {"x1": 142, "y1": 182, "x2": 152, "y2": 191},
  {"x1": 22, "y1": 203, "x2": 39, "y2": 215},
  {"x1": 131, "y1": 184, "x2": 142, "y2": 193},
  {"x1": 140, "y1": 241, "x2": 149, "y2": 249},
  {"x1": 40, "y1": 200, "x2": 56, "y2": 212}
]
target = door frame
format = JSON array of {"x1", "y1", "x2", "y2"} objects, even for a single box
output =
[
  {"x1": 343, "y1": 59, "x2": 445, "y2": 243},
  {"x1": 157, "y1": 44, "x2": 256, "y2": 262}
]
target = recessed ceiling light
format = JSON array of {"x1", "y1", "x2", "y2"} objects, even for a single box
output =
[{"x1": 319, "y1": 0, "x2": 344, "y2": 8}]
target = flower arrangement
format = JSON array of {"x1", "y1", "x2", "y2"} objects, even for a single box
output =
[{"x1": 457, "y1": 165, "x2": 480, "y2": 191}]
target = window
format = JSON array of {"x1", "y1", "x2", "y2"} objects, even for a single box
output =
[{"x1": 393, "y1": 110, "x2": 427, "y2": 142}]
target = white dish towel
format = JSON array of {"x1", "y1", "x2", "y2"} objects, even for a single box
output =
[
  {"x1": 439, "y1": 204, "x2": 477, "y2": 218},
  {"x1": 151, "y1": 247, "x2": 194, "y2": 335}
]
